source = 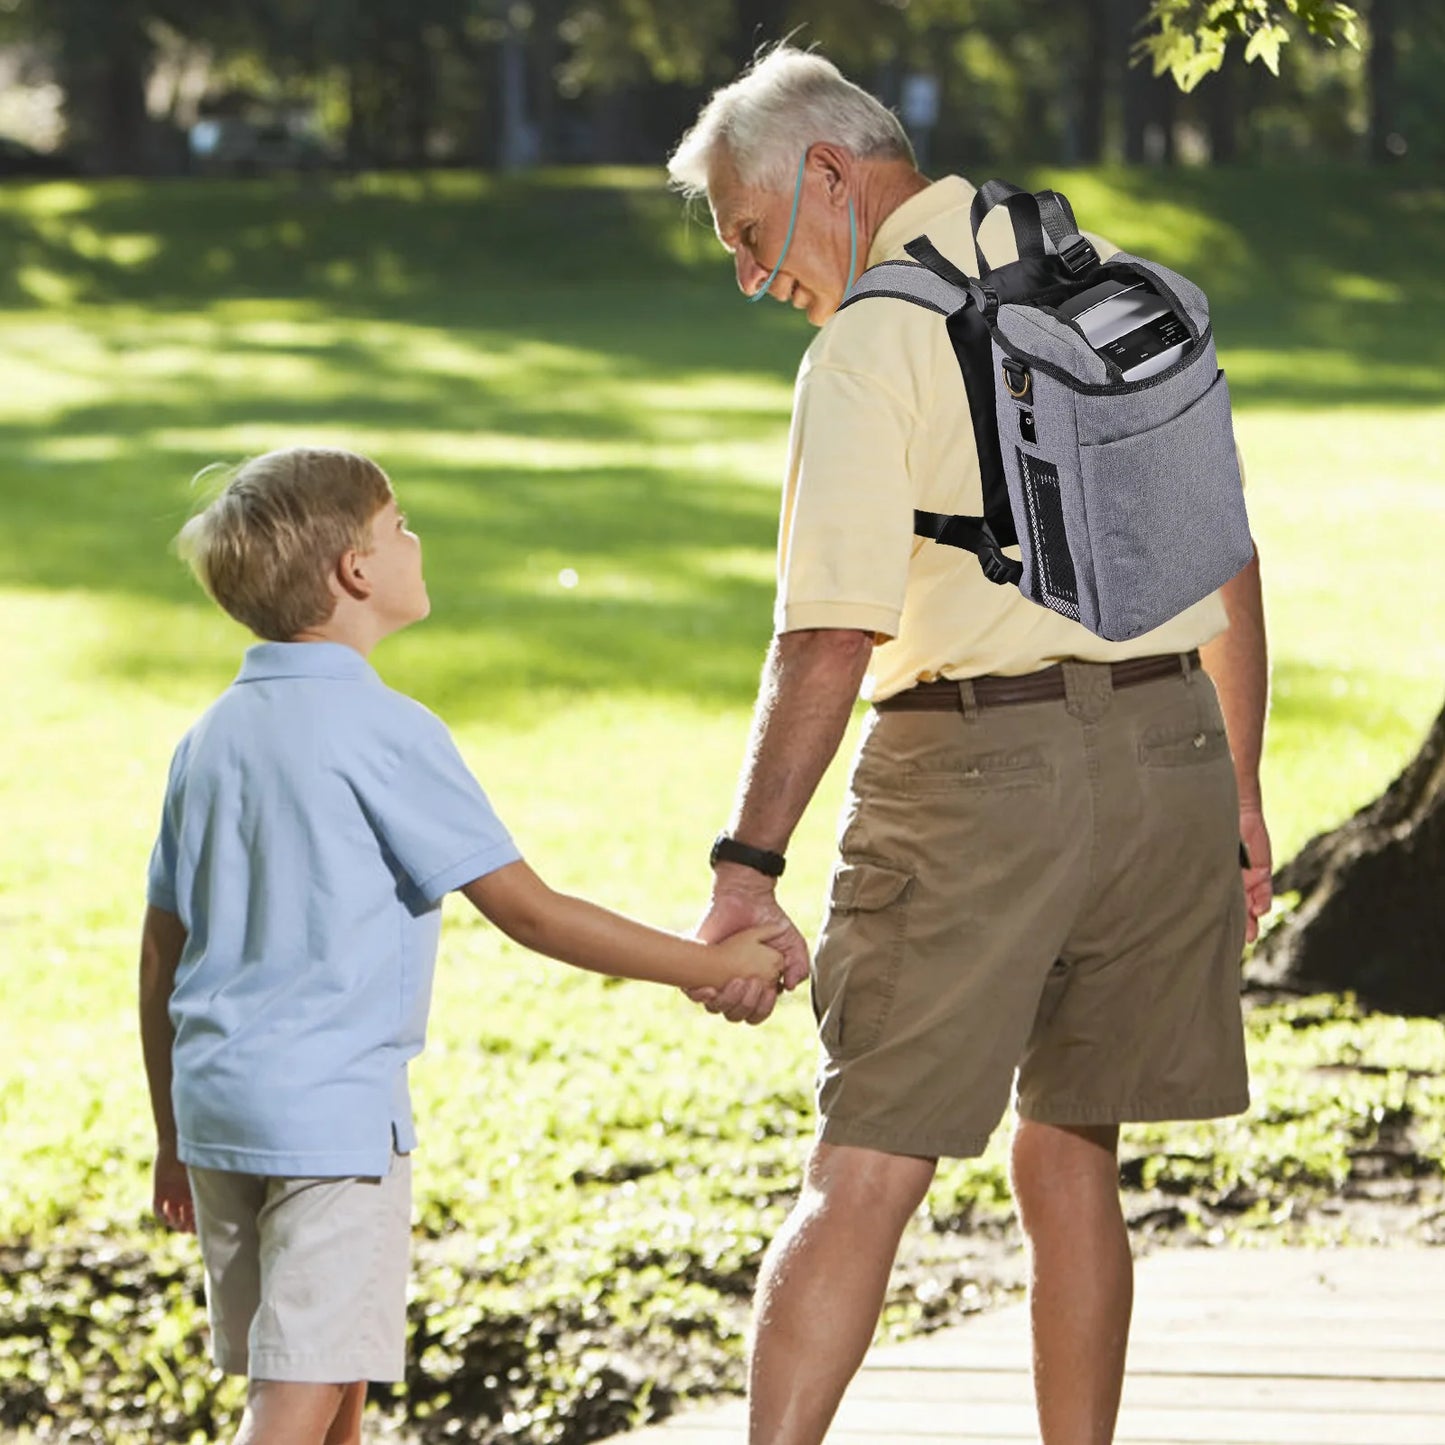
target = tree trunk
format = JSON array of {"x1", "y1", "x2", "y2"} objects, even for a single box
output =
[
  {"x1": 346, "y1": 56, "x2": 372, "y2": 169},
  {"x1": 57, "y1": 0, "x2": 151, "y2": 175},
  {"x1": 1075, "y1": 0, "x2": 1110, "y2": 164},
  {"x1": 1246, "y1": 700, "x2": 1445, "y2": 1015},
  {"x1": 731, "y1": 0, "x2": 792, "y2": 71},
  {"x1": 404, "y1": 24, "x2": 436, "y2": 167},
  {"x1": 529, "y1": 0, "x2": 564, "y2": 165},
  {"x1": 1119, "y1": 0, "x2": 1174, "y2": 164},
  {"x1": 1203, "y1": 60, "x2": 1238, "y2": 164},
  {"x1": 1367, "y1": 0, "x2": 1400, "y2": 163}
]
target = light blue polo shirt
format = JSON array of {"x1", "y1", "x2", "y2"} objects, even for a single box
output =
[{"x1": 146, "y1": 641, "x2": 521, "y2": 1178}]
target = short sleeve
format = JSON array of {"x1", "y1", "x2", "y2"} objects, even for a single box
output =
[
  {"x1": 358, "y1": 707, "x2": 521, "y2": 905},
  {"x1": 146, "y1": 743, "x2": 186, "y2": 914},
  {"x1": 774, "y1": 361, "x2": 917, "y2": 639}
]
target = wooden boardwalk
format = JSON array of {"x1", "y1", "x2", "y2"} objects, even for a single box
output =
[{"x1": 618, "y1": 1247, "x2": 1445, "y2": 1444}]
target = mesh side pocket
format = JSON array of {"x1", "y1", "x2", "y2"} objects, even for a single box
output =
[{"x1": 1016, "y1": 448, "x2": 1080, "y2": 622}]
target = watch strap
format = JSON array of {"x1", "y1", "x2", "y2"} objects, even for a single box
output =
[{"x1": 710, "y1": 832, "x2": 786, "y2": 879}]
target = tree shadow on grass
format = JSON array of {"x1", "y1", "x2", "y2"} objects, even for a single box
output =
[
  {"x1": 5, "y1": 420, "x2": 784, "y2": 718},
  {"x1": 0, "y1": 173, "x2": 696, "y2": 308},
  {"x1": 7, "y1": 166, "x2": 1443, "y2": 406},
  {"x1": 1028, "y1": 164, "x2": 1445, "y2": 409},
  {"x1": 7, "y1": 167, "x2": 1441, "y2": 720},
  {"x1": 0, "y1": 172, "x2": 808, "y2": 384}
]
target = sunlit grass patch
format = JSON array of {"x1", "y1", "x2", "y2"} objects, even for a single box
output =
[{"x1": 1, "y1": 165, "x2": 1443, "y2": 1441}]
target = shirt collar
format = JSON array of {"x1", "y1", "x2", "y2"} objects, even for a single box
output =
[
  {"x1": 236, "y1": 641, "x2": 380, "y2": 685},
  {"x1": 868, "y1": 175, "x2": 978, "y2": 268}
]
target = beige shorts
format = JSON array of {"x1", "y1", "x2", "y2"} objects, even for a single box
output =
[
  {"x1": 189, "y1": 1152, "x2": 412, "y2": 1383},
  {"x1": 812, "y1": 658, "x2": 1249, "y2": 1159}
]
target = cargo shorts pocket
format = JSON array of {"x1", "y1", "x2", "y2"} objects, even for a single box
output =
[{"x1": 812, "y1": 861, "x2": 913, "y2": 1061}]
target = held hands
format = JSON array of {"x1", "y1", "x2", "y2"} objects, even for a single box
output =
[
  {"x1": 711, "y1": 925, "x2": 789, "y2": 988},
  {"x1": 1240, "y1": 804, "x2": 1273, "y2": 944},
  {"x1": 688, "y1": 870, "x2": 812, "y2": 1026},
  {"x1": 153, "y1": 1145, "x2": 196, "y2": 1234}
]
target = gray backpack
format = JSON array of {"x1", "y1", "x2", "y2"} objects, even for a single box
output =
[{"x1": 839, "y1": 180, "x2": 1254, "y2": 642}]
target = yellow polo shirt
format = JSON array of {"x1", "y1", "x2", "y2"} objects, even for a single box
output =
[{"x1": 774, "y1": 175, "x2": 1230, "y2": 700}]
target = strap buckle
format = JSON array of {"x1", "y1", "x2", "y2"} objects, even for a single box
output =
[
  {"x1": 976, "y1": 521, "x2": 1023, "y2": 587},
  {"x1": 964, "y1": 279, "x2": 999, "y2": 320},
  {"x1": 1058, "y1": 235, "x2": 1098, "y2": 275}
]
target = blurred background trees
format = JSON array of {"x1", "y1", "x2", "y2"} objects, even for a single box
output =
[{"x1": 0, "y1": 0, "x2": 1436, "y2": 178}]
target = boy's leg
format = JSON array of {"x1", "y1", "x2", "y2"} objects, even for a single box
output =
[
  {"x1": 250, "y1": 1155, "x2": 412, "y2": 1383},
  {"x1": 190, "y1": 1167, "x2": 266, "y2": 1376},
  {"x1": 234, "y1": 1380, "x2": 363, "y2": 1445},
  {"x1": 322, "y1": 1381, "x2": 367, "y2": 1445}
]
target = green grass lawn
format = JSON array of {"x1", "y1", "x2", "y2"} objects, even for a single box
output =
[{"x1": 1, "y1": 164, "x2": 1443, "y2": 1443}]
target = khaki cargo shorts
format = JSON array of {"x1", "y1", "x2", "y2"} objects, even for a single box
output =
[
  {"x1": 812, "y1": 657, "x2": 1249, "y2": 1159},
  {"x1": 189, "y1": 1152, "x2": 412, "y2": 1383}
]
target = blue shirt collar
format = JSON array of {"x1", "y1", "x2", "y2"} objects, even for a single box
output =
[{"x1": 237, "y1": 641, "x2": 380, "y2": 685}]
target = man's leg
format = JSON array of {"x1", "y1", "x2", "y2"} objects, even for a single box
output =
[
  {"x1": 235, "y1": 1379, "x2": 362, "y2": 1445},
  {"x1": 1010, "y1": 1119, "x2": 1132, "y2": 1445},
  {"x1": 749, "y1": 1141, "x2": 937, "y2": 1445}
]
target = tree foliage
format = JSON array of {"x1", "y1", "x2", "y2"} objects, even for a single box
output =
[
  {"x1": 1138, "y1": 0, "x2": 1361, "y2": 91},
  {"x1": 0, "y1": 0, "x2": 1421, "y2": 177}
]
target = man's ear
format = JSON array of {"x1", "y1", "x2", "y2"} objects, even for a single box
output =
[
  {"x1": 333, "y1": 547, "x2": 372, "y2": 602},
  {"x1": 808, "y1": 143, "x2": 852, "y2": 207}
]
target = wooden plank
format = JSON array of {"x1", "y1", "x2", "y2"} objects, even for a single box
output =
[
  {"x1": 626, "y1": 1388, "x2": 1445, "y2": 1445},
  {"x1": 830, "y1": 1400, "x2": 1445, "y2": 1444},
  {"x1": 850, "y1": 1368, "x2": 1445, "y2": 1413},
  {"x1": 879, "y1": 1337, "x2": 1445, "y2": 1381},
  {"x1": 1129, "y1": 1247, "x2": 1445, "y2": 1297},
  {"x1": 610, "y1": 1247, "x2": 1445, "y2": 1445}
]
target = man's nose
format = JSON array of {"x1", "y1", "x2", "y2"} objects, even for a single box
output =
[{"x1": 735, "y1": 247, "x2": 769, "y2": 298}]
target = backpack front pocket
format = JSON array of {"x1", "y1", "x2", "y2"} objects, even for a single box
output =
[{"x1": 1076, "y1": 369, "x2": 1254, "y2": 641}]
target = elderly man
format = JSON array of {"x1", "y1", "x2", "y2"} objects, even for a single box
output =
[{"x1": 668, "y1": 44, "x2": 1272, "y2": 1445}]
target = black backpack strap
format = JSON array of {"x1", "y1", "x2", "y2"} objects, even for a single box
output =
[
  {"x1": 1034, "y1": 188, "x2": 1099, "y2": 274},
  {"x1": 970, "y1": 181, "x2": 1046, "y2": 276},
  {"x1": 902, "y1": 235, "x2": 974, "y2": 290},
  {"x1": 971, "y1": 180, "x2": 1098, "y2": 277},
  {"x1": 913, "y1": 510, "x2": 1023, "y2": 586},
  {"x1": 835, "y1": 240, "x2": 1024, "y2": 590}
]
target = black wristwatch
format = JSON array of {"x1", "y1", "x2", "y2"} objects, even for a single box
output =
[{"x1": 710, "y1": 832, "x2": 786, "y2": 879}]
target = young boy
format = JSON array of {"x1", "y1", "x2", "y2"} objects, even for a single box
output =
[{"x1": 138, "y1": 446, "x2": 783, "y2": 1445}]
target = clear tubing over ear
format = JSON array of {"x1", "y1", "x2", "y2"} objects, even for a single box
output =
[
  {"x1": 747, "y1": 154, "x2": 807, "y2": 303},
  {"x1": 846, "y1": 199, "x2": 857, "y2": 293}
]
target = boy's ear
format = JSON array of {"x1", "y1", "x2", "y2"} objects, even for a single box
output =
[{"x1": 333, "y1": 547, "x2": 372, "y2": 602}]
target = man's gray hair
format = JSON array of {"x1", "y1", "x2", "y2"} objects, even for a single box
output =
[{"x1": 667, "y1": 46, "x2": 915, "y2": 198}]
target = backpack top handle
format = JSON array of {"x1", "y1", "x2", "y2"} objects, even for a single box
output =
[{"x1": 970, "y1": 180, "x2": 1098, "y2": 278}]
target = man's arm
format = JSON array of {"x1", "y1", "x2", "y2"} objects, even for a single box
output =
[
  {"x1": 138, "y1": 904, "x2": 195, "y2": 1232},
  {"x1": 1199, "y1": 546, "x2": 1273, "y2": 940},
  {"x1": 694, "y1": 626, "x2": 874, "y2": 1024}
]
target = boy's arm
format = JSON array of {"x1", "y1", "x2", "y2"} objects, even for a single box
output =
[
  {"x1": 138, "y1": 904, "x2": 195, "y2": 1233},
  {"x1": 459, "y1": 861, "x2": 783, "y2": 995}
]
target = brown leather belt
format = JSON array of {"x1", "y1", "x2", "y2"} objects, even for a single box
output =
[{"x1": 875, "y1": 650, "x2": 1199, "y2": 712}]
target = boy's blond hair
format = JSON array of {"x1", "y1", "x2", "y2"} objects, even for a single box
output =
[{"x1": 178, "y1": 447, "x2": 393, "y2": 641}]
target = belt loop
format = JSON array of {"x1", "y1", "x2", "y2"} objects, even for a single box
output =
[
  {"x1": 1181, "y1": 650, "x2": 1194, "y2": 681},
  {"x1": 1063, "y1": 660, "x2": 1112, "y2": 723},
  {"x1": 955, "y1": 678, "x2": 980, "y2": 721}
]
